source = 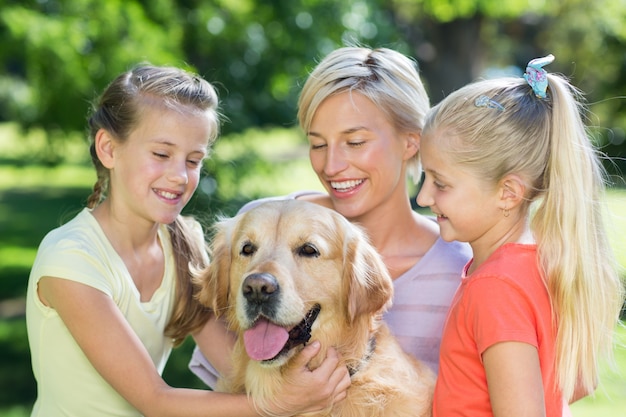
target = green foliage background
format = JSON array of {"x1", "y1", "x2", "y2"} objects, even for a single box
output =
[{"x1": 1, "y1": 0, "x2": 626, "y2": 173}]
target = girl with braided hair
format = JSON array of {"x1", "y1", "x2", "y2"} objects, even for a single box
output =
[{"x1": 26, "y1": 64, "x2": 349, "y2": 417}]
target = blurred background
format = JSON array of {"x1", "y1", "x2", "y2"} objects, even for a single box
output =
[{"x1": 1, "y1": 0, "x2": 624, "y2": 416}]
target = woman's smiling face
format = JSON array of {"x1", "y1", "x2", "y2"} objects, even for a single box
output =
[{"x1": 306, "y1": 91, "x2": 417, "y2": 220}]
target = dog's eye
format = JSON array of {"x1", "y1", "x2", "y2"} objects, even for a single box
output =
[
  {"x1": 297, "y1": 243, "x2": 320, "y2": 258},
  {"x1": 241, "y1": 242, "x2": 257, "y2": 256}
]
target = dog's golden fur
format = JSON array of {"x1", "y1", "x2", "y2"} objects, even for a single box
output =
[{"x1": 197, "y1": 200, "x2": 435, "y2": 416}]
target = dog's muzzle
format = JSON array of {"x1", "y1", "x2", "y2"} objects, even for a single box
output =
[{"x1": 241, "y1": 273, "x2": 321, "y2": 362}]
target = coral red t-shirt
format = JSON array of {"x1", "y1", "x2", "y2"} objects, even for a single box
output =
[{"x1": 433, "y1": 244, "x2": 566, "y2": 417}]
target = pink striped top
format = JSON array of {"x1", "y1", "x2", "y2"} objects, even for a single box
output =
[{"x1": 384, "y1": 236, "x2": 470, "y2": 372}]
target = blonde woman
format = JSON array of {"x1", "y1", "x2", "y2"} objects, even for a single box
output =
[{"x1": 190, "y1": 47, "x2": 471, "y2": 386}]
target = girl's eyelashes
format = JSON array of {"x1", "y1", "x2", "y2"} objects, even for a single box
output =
[
  {"x1": 423, "y1": 172, "x2": 446, "y2": 190},
  {"x1": 152, "y1": 151, "x2": 204, "y2": 169},
  {"x1": 434, "y1": 180, "x2": 447, "y2": 190},
  {"x1": 424, "y1": 171, "x2": 448, "y2": 191}
]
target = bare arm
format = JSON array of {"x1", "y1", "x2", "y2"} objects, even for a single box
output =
[
  {"x1": 193, "y1": 314, "x2": 237, "y2": 378},
  {"x1": 483, "y1": 341, "x2": 546, "y2": 417},
  {"x1": 39, "y1": 277, "x2": 350, "y2": 417}
]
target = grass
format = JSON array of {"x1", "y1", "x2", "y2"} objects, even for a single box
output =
[
  {"x1": 606, "y1": 190, "x2": 626, "y2": 269},
  {"x1": 0, "y1": 122, "x2": 624, "y2": 416},
  {"x1": 570, "y1": 324, "x2": 626, "y2": 416}
]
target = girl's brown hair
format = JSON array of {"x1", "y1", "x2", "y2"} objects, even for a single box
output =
[{"x1": 87, "y1": 64, "x2": 220, "y2": 345}]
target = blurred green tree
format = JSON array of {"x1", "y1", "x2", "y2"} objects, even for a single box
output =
[
  {"x1": 384, "y1": 0, "x2": 626, "y2": 177},
  {"x1": 175, "y1": 0, "x2": 407, "y2": 134},
  {"x1": 1, "y1": 0, "x2": 625, "y2": 175},
  {"x1": 0, "y1": 0, "x2": 185, "y2": 163}
]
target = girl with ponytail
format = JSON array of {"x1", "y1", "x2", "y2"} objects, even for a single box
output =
[{"x1": 417, "y1": 55, "x2": 624, "y2": 416}]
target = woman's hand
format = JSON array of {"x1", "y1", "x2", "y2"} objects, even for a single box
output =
[{"x1": 261, "y1": 342, "x2": 351, "y2": 416}]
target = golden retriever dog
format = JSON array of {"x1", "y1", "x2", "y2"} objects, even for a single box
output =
[{"x1": 197, "y1": 200, "x2": 435, "y2": 416}]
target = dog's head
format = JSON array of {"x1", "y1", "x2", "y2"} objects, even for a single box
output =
[{"x1": 197, "y1": 199, "x2": 393, "y2": 367}]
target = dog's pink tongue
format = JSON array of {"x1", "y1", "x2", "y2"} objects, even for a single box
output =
[{"x1": 243, "y1": 318, "x2": 289, "y2": 361}]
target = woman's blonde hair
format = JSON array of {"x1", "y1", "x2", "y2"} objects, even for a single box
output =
[
  {"x1": 423, "y1": 73, "x2": 625, "y2": 401},
  {"x1": 297, "y1": 46, "x2": 430, "y2": 184},
  {"x1": 87, "y1": 64, "x2": 220, "y2": 345}
]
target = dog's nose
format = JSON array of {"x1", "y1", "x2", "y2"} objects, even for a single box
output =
[{"x1": 242, "y1": 273, "x2": 279, "y2": 303}]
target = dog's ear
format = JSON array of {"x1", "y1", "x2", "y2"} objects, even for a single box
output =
[
  {"x1": 342, "y1": 223, "x2": 394, "y2": 323},
  {"x1": 196, "y1": 217, "x2": 233, "y2": 318}
]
